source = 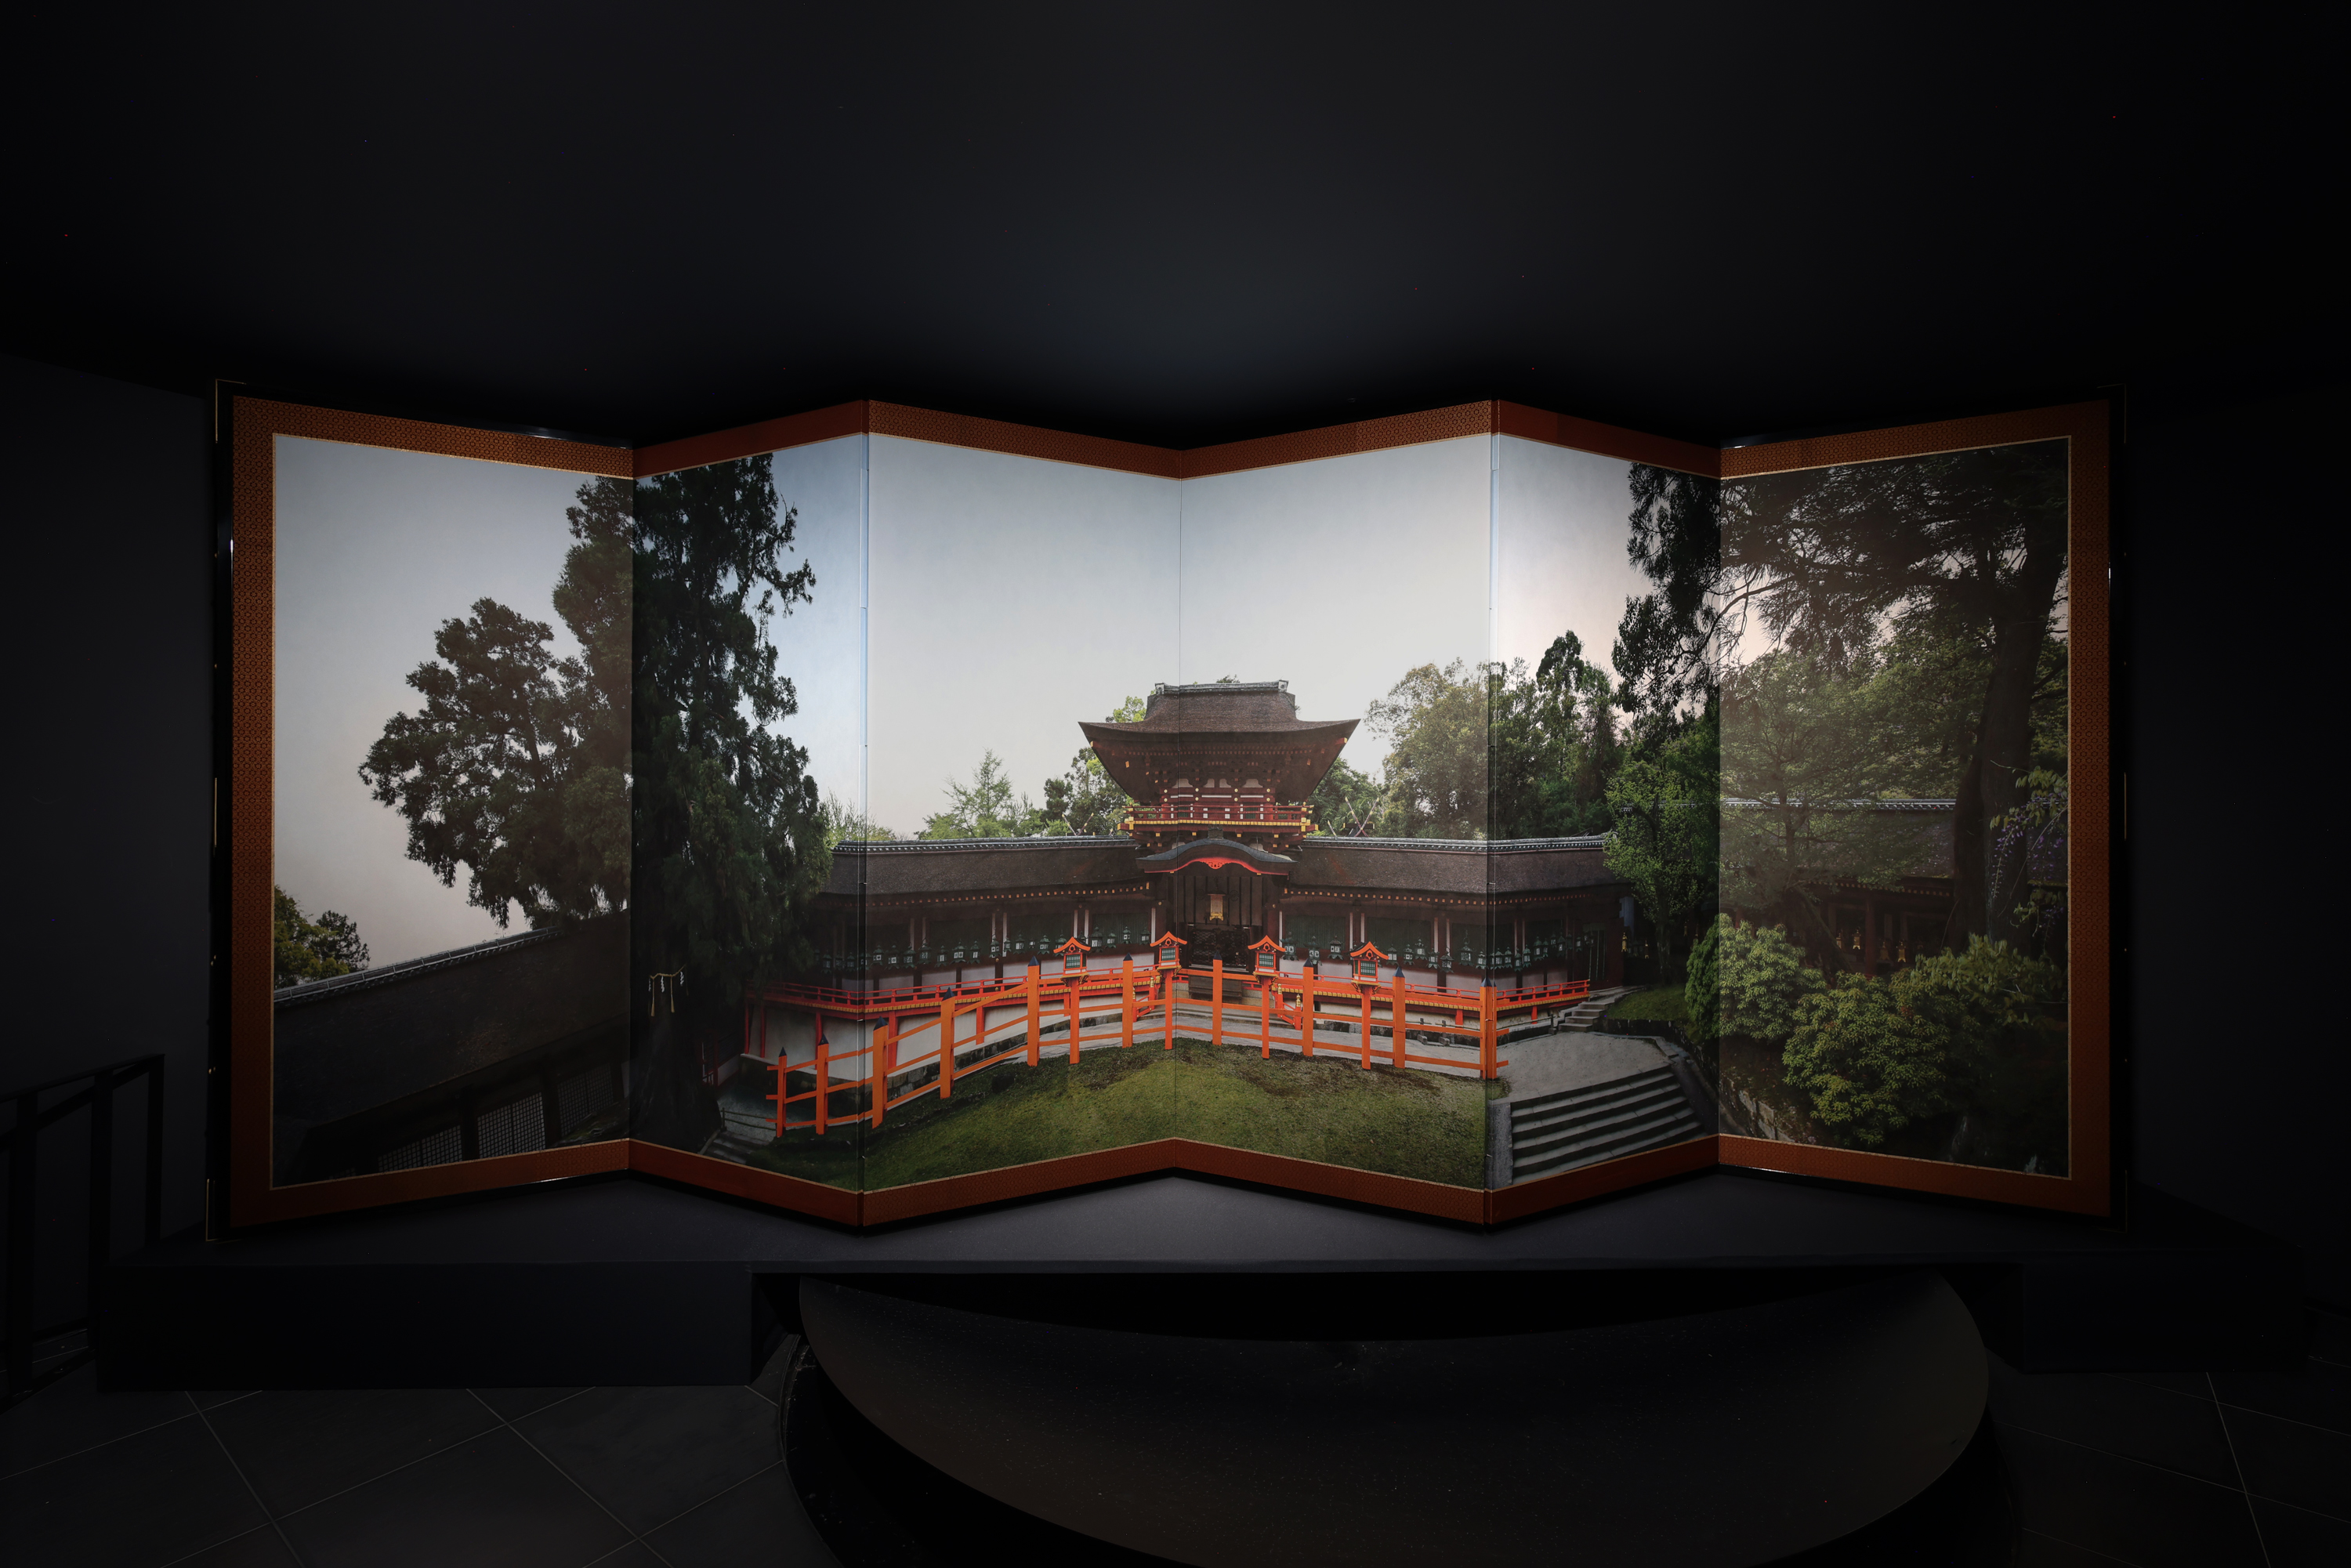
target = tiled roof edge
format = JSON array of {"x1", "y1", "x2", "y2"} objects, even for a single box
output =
[{"x1": 273, "y1": 925, "x2": 566, "y2": 1010}]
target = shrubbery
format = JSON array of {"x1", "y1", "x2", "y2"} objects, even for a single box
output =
[{"x1": 1783, "y1": 936, "x2": 2064, "y2": 1150}]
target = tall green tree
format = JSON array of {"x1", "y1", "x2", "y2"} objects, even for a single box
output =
[
  {"x1": 1489, "y1": 631, "x2": 1621, "y2": 838},
  {"x1": 1616, "y1": 445, "x2": 2070, "y2": 947},
  {"x1": 360, "y1": 478, "x2": 632, "y2": 926},
  {"x1": 1602, "y1": 704, "x2": 1719, "y2": 968},
  {"x1": 632, "y1": 458, "x2": 830, "y2": 1018},
  {"x1": 923, "y1": 751, "x2": 1046, "y2": 838},
  {"x1": 1043, "y1": 696, "x2": 1146, "y2": 836},
  {"x1": 1364, "y1": 660, "x2": 1490, "y2": 838},
  {"x1": 1718, "y1": 646, "x2": 1924, "y2": 965},
  {"x1": 273, "y1": 886, "x2": 368, "y2": 988},
  {"x1": 1306, "y1": 754, "x2": 1383, "y2": 836}
]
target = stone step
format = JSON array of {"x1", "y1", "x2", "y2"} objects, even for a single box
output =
[
  {"x1": 1512, "y1": 1066, "x2": 1682, "y2": 1117},
  {"x1": 1513, "y1": 1112, "x2": 1703, "y2": 1178},
  {"x1": 1509, "y1": 1080, "x2": 1685, "y2": 1139},
  {"x1": 1512, "y1": 1097, "x2": 1695, "y2": 1162}
]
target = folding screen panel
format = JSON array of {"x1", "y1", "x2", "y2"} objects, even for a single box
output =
[
  {"x1": 229, "y1": 398, "x2": 636, "y2": 1224},
  {"x1": 1709, "y1": 407, "x2": 2109, "y2": 1214},
  {"x1": 1487, "y1": 420, "x2": 1725, "y2": 1219},
  {"x1": 621, "y1": 429, "x2": 871, "y2": 1222}
]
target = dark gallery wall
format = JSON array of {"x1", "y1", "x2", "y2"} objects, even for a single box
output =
[
  {"x1": 2122, "y1": 353, "x2": 2349, "y2": 1308},
  {"x1": 0, "y1": 352, "x2": 212, "y2": 1319}
]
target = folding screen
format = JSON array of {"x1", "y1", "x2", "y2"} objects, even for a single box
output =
[
  {"x1": 228, "y1": 399, "x2": 636, "y2": 1223},
  {"x1": 224, "y1": 395, "x2": 2107, "y2": 1226}
]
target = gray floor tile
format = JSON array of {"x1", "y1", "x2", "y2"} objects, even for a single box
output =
[
  {"x1": 0, "y1": 1362, "x2": 195, "y2": 1479},
  {"x1": 191, "y1": 1391, "x2": 260, "y2": 1410},
  {"x1": 2306, "y1": 1308, "x2": 2349, "y2": 1368},
  {"x1": 0, "y1": 1410, "x2": 268, "y2": 1568},
  {"x1": 2114, "y1": 1371, "x2": 2212, "y2": 1400},
  {"x1": 514, "y1": 1384, "x2": 781, "y2": 1536},
  {"x1": 2212, "y1": 1358, "x2": 2351, "y2": 1436},
  {"x1": 1998, "y1": 1424, "x2": 2266, "y2": 1568},
  {"x1": 168, "y1": 1525, "x2": 302, "y2": 1566},
  {"x1": 206, "y1": 1387, "x2": 502, "y2": 1515},
  {"x1": 643, "y1": 1463, "x2": 840, "y2": 1567},
  {"x1": 2222, "y1": 1404, "x2": 2351, "y2": 1522},
  {"x1": 475, "y1": 1387, "x2": 590, "y2": 1421},
  {"x1": 748, "y1": 1336, "x2": 798, "y2": 1407},
  {"x1": 581, "y1": 1544, "x2": 665, "y2": 1566},
  {"x1": 2254, "y1": 1497, "x2": 2351, "y2": 1568},
  {"x1": 279, "y1": 1426, "x2": 632, "y2": 1568},
  {"x1": 1988, "y1": 1360, "x2": 2238, "y2": 1487},
  {"x1": 2019, "y1": 1530, "x2": 2139, "y2": 1566}
]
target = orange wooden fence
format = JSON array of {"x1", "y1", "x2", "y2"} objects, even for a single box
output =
[{"x1": 746, "y1": 961, "x2": 1589, "y2": 1137}]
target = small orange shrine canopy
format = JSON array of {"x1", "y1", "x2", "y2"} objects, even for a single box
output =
[
  {"x1": 1347, "y1": 940, "x2": 1392, "y2": 980},
  {"x1": 1052, "y1": 936, "x2": 1092, "y2": 975},
  {"x1": 1150, "y1": 931, "x2": 1186, "y2": 965},
  {"x1": 1247, "y1": 933, "x2": 1284, "y2": 972}
]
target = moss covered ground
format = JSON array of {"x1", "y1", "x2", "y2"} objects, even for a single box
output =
[
  {"x1": 1604, "y1": 987, "x2": 1690, "y2": 1023},
  {"x1": 744, "y1": 1037, "x2": 1486, "y2": 1192}
]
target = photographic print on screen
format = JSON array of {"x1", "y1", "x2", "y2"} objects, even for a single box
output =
[
  {"x1": 269, "y1": 434, "x2": 630, "y2": 1186},
  {"x1": 1701, "y1": 438, "x2": 2074, "y2": 1175}
]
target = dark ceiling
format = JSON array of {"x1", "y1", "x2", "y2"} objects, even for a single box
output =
[{"x1": 4, "y1": 5, "x2": 2335, "y2": 449}]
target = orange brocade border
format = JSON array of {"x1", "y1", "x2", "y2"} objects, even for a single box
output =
[{"x1": 625, "y1": 397, "x2": 1726, "y2": 481}]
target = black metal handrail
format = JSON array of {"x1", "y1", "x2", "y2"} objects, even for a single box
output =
[{"x1": 2, "y1": 1055, "x2": 165, "y2": 1407}]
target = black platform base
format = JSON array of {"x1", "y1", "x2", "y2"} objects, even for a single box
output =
[{"x1": 101, "y1": 1168, "x2": 2304, "y2": 1390}]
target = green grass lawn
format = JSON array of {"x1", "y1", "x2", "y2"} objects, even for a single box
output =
[
  {"x1": 1604, "y1": 987, "x2": 1689, "y2": 1023},
  {"x1": 744, "y1": 1037, "x2": 1486, "y2": 1192}
]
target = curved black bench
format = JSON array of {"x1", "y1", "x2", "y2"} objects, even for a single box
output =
[{"x1": 793, "y1": 1267, "x2": 1991, "y2": 1567}]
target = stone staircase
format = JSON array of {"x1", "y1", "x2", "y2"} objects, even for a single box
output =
[
  {"x1": 706, "y1": 1074, "x2": 785, "y2": 1160},
  {"x1": 1556, "y1": 985, "x2": 1639, "y2": 1032},
  {"x1": 1505, "y1": 1065, "x2": 1704, "y2": 1181}
]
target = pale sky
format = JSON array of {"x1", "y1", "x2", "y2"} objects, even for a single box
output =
[
  {"x1": 791, "y1": 433, "x2": 1662, "y2": 834},
  {"x1": 274, "y1": 436, "x2": 593, "y2": 966},
  {"x1": 1495, "y1": 436, "x2": 1661, "y2": 682},
  {"x1": 273, "y1": 429, "x2": 1674, "y2": 969}
]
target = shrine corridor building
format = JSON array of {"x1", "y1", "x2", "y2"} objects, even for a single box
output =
[{"x1": 809, "y1": 683, "x2": 1637, "y2": 1000}]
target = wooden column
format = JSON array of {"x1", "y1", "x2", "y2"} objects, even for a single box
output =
[
  {"x1": 1391, "y1": 970, "x2": 1407, "y2": 1068},
  {"x1": 1301, "y1": 972, "x2": 1317, "y2": 1059},
  {"x1": 1212, "y1": 958, "x2": 1225, "y2": 1048},
  {"x1": 870, "y1": 1018, "x2": 893, "y2": 1131},
  {"x1": 1358, "y1": 984, "x2": 1371, "y2": 1069},
  {"x1": 813, "y1": 1030, "x2": 830, "y2": 1136},
  {"x1": 1480, "y1": 984, "x2": 1497, "y2": 1079},
  {"x1": 939, "y1": 998, "x2": 955, "y2": 1098},
  {"x1": 1164, "y1": 966, "x2": 1176, "y2": 1050},
  {"x1": 1121, "y1": 958, "x2": 1136, "y2": 1049},
  {"x1": 1259, "y1": 975, "x2": 1272, "y2": 1058},
  {"x1": 1067, "y1": 982, "x2": 1082, "y2": 1065},
  {"x1": 1027, "y1": 968, "x2": 1042, "y2": 1067}
]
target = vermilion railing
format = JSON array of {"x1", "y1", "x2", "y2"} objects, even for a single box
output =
[
  {"x1": 744, "y1": 962, "x2": 1590, "y2": 1137},
  {"x1": 1126, "y1": 797, "x2": 1310, "y2": 831}
]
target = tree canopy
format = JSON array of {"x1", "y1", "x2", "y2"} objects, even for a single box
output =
[
  {"x1": 273, "y1": 885, "x2": 368, "y2": 989},
  {"x1": 1602, "y1": 703, "x2": 1718, "y2": 965},
  {"x1": 1041, "y1": 696, "x2": 1146, "y2": 836},
  {"x1": 631, "y1": 458, "x2": 830, "y2": 1012},
  {"x1": 1615, "y1": 444, "x2": 2070, "y2": 949},
  {"x1": 923, "y1": 751, "x2": 1049, "y2": 838},
  {"x1": 359, "y1": 479, "x2": 632, "y2": 927}
]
